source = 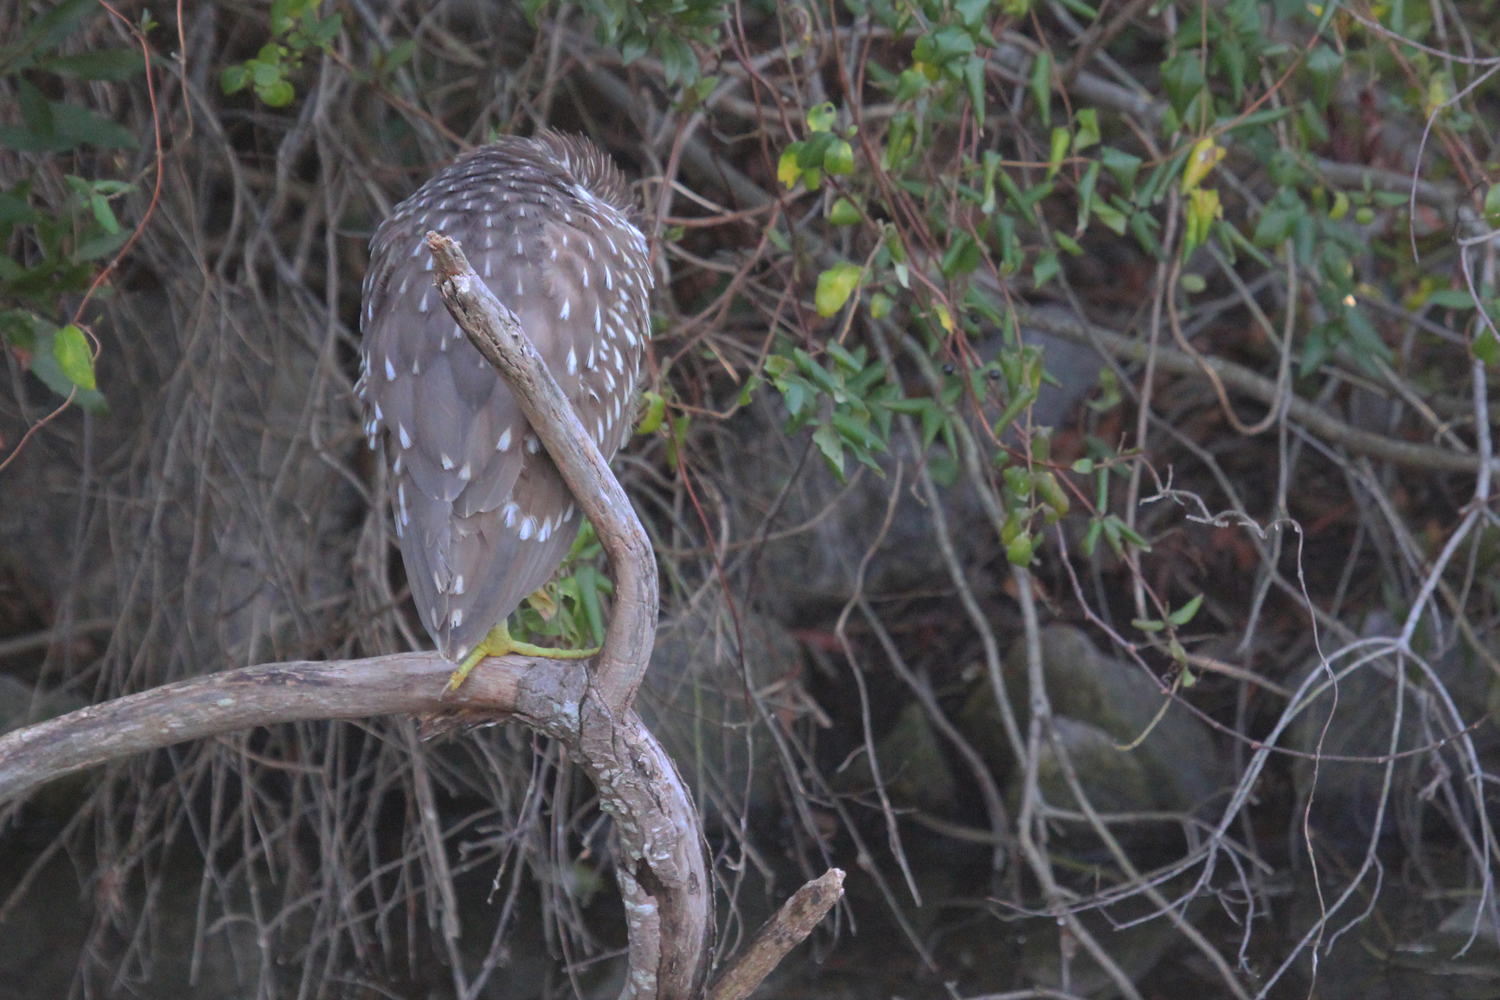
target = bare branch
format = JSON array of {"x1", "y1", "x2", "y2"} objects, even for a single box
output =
[
  {"x1": 0, "y1": 654, "x2": 528, "y2": 805},
  {"x1": 707, "y1": 868, "x2": 845, "y2": 1000},
  {"x1": 425, "y1": 232, "x2": 711, "y2": 1000}
]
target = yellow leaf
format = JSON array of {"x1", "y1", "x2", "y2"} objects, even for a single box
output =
[
  {"x1": 778, "y1": 148, "x2": 801, "y2": 188},
  {"x1": 935, "y1": 304, "x2": 954, "y2": 334},
  {"x1": 1183, "y1": 187, "x2": 1222, "y2": 256},
  {"x1": 635, "y1": 390, "x2": 666, "y2": 435},
  {"x1": 1181, "y1": 137, "x2": 1225, "y2": 193},
  {"x1": 815, "y1": 262, "x2": 862, "y2": 317}
]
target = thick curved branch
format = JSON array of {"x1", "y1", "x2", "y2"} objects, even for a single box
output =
[
  {"x1": 426, "y1": 232, "x2": 657, "y2": 719},
  {"x1": 0, "y1": 654, "x2": 528, "y2": 805},
  {"x1": 425, "y1": 232, "x2": 710, "y2": 1000}
]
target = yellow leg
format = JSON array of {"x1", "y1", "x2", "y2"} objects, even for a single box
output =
[{"x1": 446, "y1": 622, "x2": 601, "y2": 692}]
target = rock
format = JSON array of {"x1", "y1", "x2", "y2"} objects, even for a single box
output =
[
  {"x1": 1288, "y1": 611, "x2": 1498, "y2": 846},
  {"x1": 833, "y1": 700, "x2": 957, "y2": 813},
  {"x1": 1010, "y1": 715, "x2": 1154, "y2": 819},
  {"x1": 637, "y1": 605, "x2": 809, "y2": 821},
  {"x1": 962, "y1": 625, "x2": 1228, "y2": 820}
]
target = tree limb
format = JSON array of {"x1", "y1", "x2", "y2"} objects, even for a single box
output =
[
  {"x1": 0, "y1": 654, "x2": 523, "y2": 805},
  {"x1": 426, "y1": 232, "x2": 711, "y2": 1000}
]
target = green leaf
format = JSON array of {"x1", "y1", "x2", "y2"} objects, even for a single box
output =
[
  {"x1": 572, "y1": 564, "x2": 607, "y2": 643},
  {"x1": 1032, "y1": 249, "x2": 1060, "y2": 290},
  {"x1": 0, "y1": 91, "x2": 140, "y2": 151},
  {"x1": 894, "y1": 66, "x2": 927, "y2": 103},
  {"x1": 25, "y1": 320, "x2": 107, "y2": 411},
  {"x1": 807, "y1": 101, "x2": 837, "y2": 132},
  {"x1": 798, "y1": 132, "x2": 835, "y2": 168},
  {"x1": 258, "y1": 77, "x2": 296, "y2": 106},
  {"x1": 941, "y1": 232, "x2": 982, "y2": 277},
  {"x1": 954, "y1": 0, "x2": 993, "y2": 26},
  {"x1": 53, "y1": 322, "x2": 96, "y2": 390},
  {"x1": 1253, "y1": 189, "x2": 1305, "y2": 246},
  {"x1": 55, "y1": 101, "x2": 139, "y2": 149},
  {"x1": 829, "y1": 197, "x2": 862, "y2": 225},
  {"x1": 1047, "y1": 126, "x2": 1069, "y2": 180},
  {"x1": 1425, "y1": 288, "x2": 1476, "y2": 309},
  {"x1": 1181, "y1": 137, "x2": 1225, "y2": 193},
  {"x1": 635, "y1": 390, "x2": 666, "y2": 434},
  {"x1": 383, "y1": 38, "x2": 417, "y2": 73},
  {"x1": 815, "y1": 262, "x2": 863, "y2": 316},
  {"x1": 812, "y1": 421, "x2": 846, "y2": 480},
  {"x1": 221, "y1": 64, "x2": 251, "y2": 94},
  {"x1": 1486, "y1": 185, "x2": 1500, "y2": 229},
  {"x1": 89, "y1": 191, "x2": 120, "y2": 234},
  {"x1": 825, "y1": 340, "x2": 863, "y2": 372},
  {"x1": 1073, "y1": 108, "x2": 1100, "y2": 152},
  {"x1": 1305, "y1": 44, "x2": 1343, "y2": 110},
  {"x1": 1159, "y1": 50, "x2": 1205, "y2": 116},
  {"x1": 964, "y1": 54, "x2": 986, "y2": 122},
  {"x1": 1475, "y1": 327, "x2": 1500, "y2": 367},
  {"x1": 1053, "y1": 0, "x2": 1098, "y2": 17},
  {"x1": 74, "y1": 227, "x2": 130, "y2": 262},
  {"x1": 781, "y1": 377, "x2": 807, "y2": 418},
  {"x1": 0, "y1": 0, "x2": 96, "y2": 76},
  {"x1": 1092, "y1": 200, "x2": 1128, "y2": 235},
  {"x1": 15, "y1": 77, "x2": 54, "y2": 143},
  {"x1": 870, "y1": 292, "x2": 893, "y2": 318},
  {"x1": 619, "y1": 34, "x2": 648, "y2": 65},
  {"x1": 778, "y1": 146, "x2": 802, "y2": 188},
  {"x1": 658, "y1": 32, "x2": 697, "y2": 86},
  {"x1": 1029, "y1": 49, "x2": 1053, "y2": 127},
  {"x1": 41, "y1": 49, "x2": 148, "y2": 80},
  {"x1": 1167, "y1": 592, "x2": 1204, "y2": 626},
  {"x1": 1100, "y1": 146, "x2": 1142, "y2": 193},
  {"x1": 824, "y1": 138, "x2": 855, "y2": 175},
  {"x1": 1076, "y1": 159, "x2": 1100, "y2": 232}
]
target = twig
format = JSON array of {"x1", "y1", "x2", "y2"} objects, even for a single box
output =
[{"x1": 706, "y1": 868, "x2": 845, "y2": 1000}]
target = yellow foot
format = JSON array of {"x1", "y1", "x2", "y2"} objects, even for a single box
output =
[{"x1": 445, "y1": 623, "x2": 601, "y2": 692}]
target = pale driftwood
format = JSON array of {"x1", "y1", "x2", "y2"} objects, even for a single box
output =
[
  {"x1": 426, "y1": 232, "x2": 711, "y2": 1000},
  {"x1": 1, "y1": 653, "x2": 530, "y2": 803},
  {"x1": 707, "y1": 868, "x2": 845, "y2": 1000}
]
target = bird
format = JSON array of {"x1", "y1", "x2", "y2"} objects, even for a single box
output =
[{"x1": 357, "y1": 132, "x2": 652, "y2": 689}]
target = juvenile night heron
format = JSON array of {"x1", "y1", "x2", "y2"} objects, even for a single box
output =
[{"x1": 358, "y1": 132, "x2": 651, "y2": 688}]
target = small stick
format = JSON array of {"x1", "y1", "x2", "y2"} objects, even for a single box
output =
[{"x1": 707, "y1": 869, "x2": 846, "y2": 1000}]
